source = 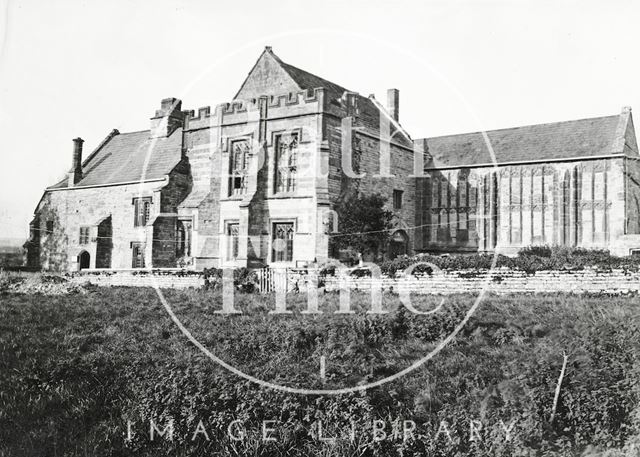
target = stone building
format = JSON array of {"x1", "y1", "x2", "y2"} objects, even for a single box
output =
[
  {"x1": 26, "y1": 47, "x2": 415, "y2": 271},
  {"x1": 414, "y1": 107, "x2": 640, "y2": 256},
  {"x1": 25, "y1": 48, "x2": 640, "y2": 272}
]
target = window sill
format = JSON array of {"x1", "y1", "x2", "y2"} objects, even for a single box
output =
[{"x1": 267, "y1": 194, "x2": 310, "y2": 200}]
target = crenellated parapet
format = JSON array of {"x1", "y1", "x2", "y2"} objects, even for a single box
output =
[
  {"x1": 184, "y1": 88, "x2": 326, "y2": 131},
  {"x1": 266, "y1": 88, "x2": 322, "y2": 108}
]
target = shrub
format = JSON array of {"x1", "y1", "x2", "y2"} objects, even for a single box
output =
[
  {"x1": 202, "y1": 267, "x2": 257, "y2": 292},
  {"x1": 519, "y1": 245, "x2": 553, "y2": 258},
  {"x1": 378, "y1": 247, "x2": 640, "y2": 276},
  {"x1": 0, "y1": 271, "x2": 88, "y2": 295},
  {"x1": 330, "y1": 193, "x2": 394, "y2": 258}
]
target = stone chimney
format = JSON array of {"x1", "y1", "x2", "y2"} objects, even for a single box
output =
[
  {"x1": 68, "y1": 137, "x2": 84, "y2": 186},
  {"x1": 387, "y1": 88, "x2": 399, "y2": 121},
  {"x1": 150, "y1": 97, "x2": 184, "y2": 138}
]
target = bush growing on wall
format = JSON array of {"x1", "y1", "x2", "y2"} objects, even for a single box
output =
[
  {"x1": 202, "y1": 267, "x2": 257, "y2": 292},
  {"x1": 379, "y1": 246, "x2": 640, "y2": 277}
]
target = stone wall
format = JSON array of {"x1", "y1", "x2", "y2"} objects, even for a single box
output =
[
  {"x1": 69, "y1": 268, "x2": 640, "y2": 295},
  {"x1": 625, "y1": 157, "x2": 640, "y2": 235},
  {"x1": 184, "y1": 90, "x2": 325, "y2": 268},
  {"x1": 417, "y1": 157, "x2": 636, "y2": 255},
  {"x1": 70, "y1": 270, "x2": 204, "y2": 289},
  {"x1": 326, "y1": 95, "x2": 417, "y2": 260},
  {"x1": 320, "y1": 268, "x2": 640, "y2": 295},
  {"x1": 182, "y1": 86, "x2": 417, "y2": 268},
  {"x1": 29, "y1": 164, "x2": 191, "y2": 272}
]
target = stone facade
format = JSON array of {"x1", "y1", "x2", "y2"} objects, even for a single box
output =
[
  {"x1": 26, "y1": 170, "x2": 190, "y2": 271},
  {"x1": 26, "y1": 48, "x2": 415, "y2": 271},
  {"x1": 414, "y1": 108, "x2": 640, "y2": 257},
  {"x1": 25, "y1": 48, "x2": 640, "y2": 272},
  {"x1": 415, "y1": 158, "x2": 640, "y2": 255}
]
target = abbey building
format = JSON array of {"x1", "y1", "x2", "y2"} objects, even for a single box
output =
[{"x1": 25, "y1": 47, "x2": 640, "y2": 271}]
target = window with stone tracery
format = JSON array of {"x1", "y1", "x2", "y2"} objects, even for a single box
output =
[
  {"x1": 274, "y1": 132, "x2": 299, "y2": 193},
  {"x1": 272, "y1": 222, "x2": 294, "y2": 262},
  {"x1": 229, "y1": 140, "x2": 250, "y2": 196}
]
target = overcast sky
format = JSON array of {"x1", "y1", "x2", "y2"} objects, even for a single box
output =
[{"x1": 1, "y1": 0, "x2": 639, "y2": 239}]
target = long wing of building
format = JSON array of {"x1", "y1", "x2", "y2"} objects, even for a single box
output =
[{"x1": 24, "y1": 48, "x2": 640, "y2": 271}]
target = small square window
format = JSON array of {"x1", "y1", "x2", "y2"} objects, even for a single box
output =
[
  {"x1": 46, "y1": 220, "x2": 54, "y2": 234},
  {"x1": 79, "y1": 226, "x2": 90, "y2": 245},
  {"x1": 393, "y1": 189, "x2": 403, "y2": 210}
]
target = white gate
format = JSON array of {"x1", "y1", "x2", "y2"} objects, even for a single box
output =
[{"x1": 255, "y1": 268, "x2": 289, "y2": 293}]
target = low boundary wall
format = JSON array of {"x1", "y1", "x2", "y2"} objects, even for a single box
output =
[
  {"x1": 320, "y1": 268, "x2": 640, "y2": 295},
  {"x1": 66, "y1": 267, "x2": 640, "y2": 295},
  {"x1": 69, "y1": 270, "x2": 204, "y2": 289}
]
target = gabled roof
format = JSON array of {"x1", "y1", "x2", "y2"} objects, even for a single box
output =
[
  {"x1": 423, "y1": 109, "x2": 637, "y2": 168},
  {"x1": 48, "y1": 129, "x2": 183, "y2": 189},
  {"x1": 235, "y1": 47, "x2": 412, "y2": 147},
  {"x1": 277, "y1": 58, "x2": 348, "y2": 102},
  {"x1": 234, "y1": 47, "x2": 348, "y2": 101}
]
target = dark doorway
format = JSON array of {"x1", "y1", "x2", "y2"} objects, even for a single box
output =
[
  {"x1": 96, "y1": 216, "x2": 112, "y2": 268},
  {"x1": 131, "y1": 242, "x2": 145, "y2": 268},
  {"x1": 388, "y1": 230, "x2": 409, "y2": 259},
  {"x1": 79, "y1": 251, "x2": 90, "y2": 270}
]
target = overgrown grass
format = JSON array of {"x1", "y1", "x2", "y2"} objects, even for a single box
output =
[{"x1": 0, "y1": 287, "x2": 639, "y2": 456}]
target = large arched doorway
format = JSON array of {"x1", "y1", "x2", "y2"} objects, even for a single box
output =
[
  {"x1": 78, "y1": 251, "x2": 90, "y2": 270},
  {"x1": 388, "y1": 230, "x2": 409, "y2": 259}
]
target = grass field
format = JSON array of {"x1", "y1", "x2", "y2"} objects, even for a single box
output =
[{"x1": 1, "y1": 285, "x2": 639, "y2": 456}]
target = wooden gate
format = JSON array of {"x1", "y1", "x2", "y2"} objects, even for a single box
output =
[{"x1": 255, "y1": 267, "x2": 289, "y2": 293}]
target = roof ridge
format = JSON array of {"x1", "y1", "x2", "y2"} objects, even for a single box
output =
[
  {"x1": 278, "y1": 59, "x2": 348, "y2": 92},
  {"x1": 232, "y1": 47, "x2": 297, "y2": 100},
  {"x1": 424, "y1": 114, "x2": 620, "y2": 140},
  {"x1": 117, "y1": 129, "x2": 151, "y2": 135},
  {"x1": 81, "y1": 128, "x2": 120, "y2": 169}
]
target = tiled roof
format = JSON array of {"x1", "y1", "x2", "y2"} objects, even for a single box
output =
[
  {"x1": 277, "y1": 59, "x2": 348, "y2": 102},
  {"x1": 49, "y1": 129, "x2": 182, "y2": 189},
  {"x1": 244, "y1": 48, "x2": 413, "y2": 147},
  {"x1": 425, "y1": 115, "x2": 623, "y2": 168},
  {"x1": 178, "y1": 188, "x2": 210, "y2": 208},
  {"x1": 279, "y1": 56, "x2": 413, "y2": 147}
]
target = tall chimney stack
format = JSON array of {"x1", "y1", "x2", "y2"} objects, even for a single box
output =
[
  {"x1": 68, "y1": 137, "x2": 84, "y2": 186},
  {"x1": 150, "y1": 97, "x2": 184, "y2": 138},
  {"x1": 387, "y1": 88, "x2": 399, "y2": 122}
]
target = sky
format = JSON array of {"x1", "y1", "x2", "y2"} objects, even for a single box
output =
[{"x1": 1, "y1": 0, "x2": 639, "y2": 240}]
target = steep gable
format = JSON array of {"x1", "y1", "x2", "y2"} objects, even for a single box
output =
[
  {"x1": 234, "y1": 47, "x2": 412, "y2": 148},
  {"x1": 234, "y1": 47, "x2": 303, "y2": 100}
]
